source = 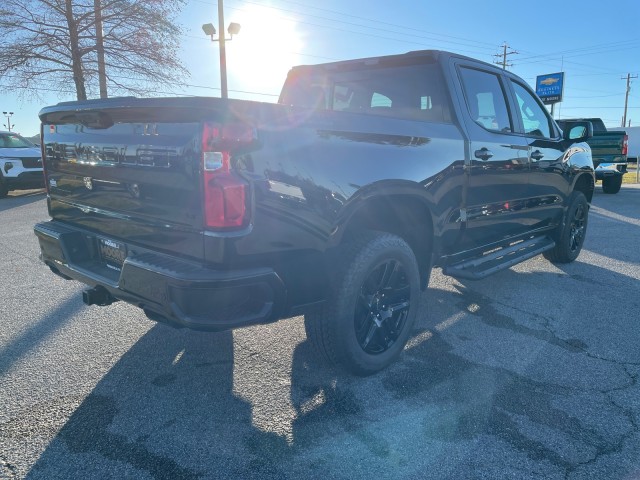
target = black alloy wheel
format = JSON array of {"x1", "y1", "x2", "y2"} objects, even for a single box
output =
[
  {"x1": 304, "y1": 231, "x2": 422, "y2": 376},
  {"x1": 355, "y1": 259, "x2": 411, "y2": 355},
  {"x1": 568, "y1": 201, "x2": 587, "y2": 254},
  {"x1": 543, "y1": 191, "x2": 589, "y2": 264}
]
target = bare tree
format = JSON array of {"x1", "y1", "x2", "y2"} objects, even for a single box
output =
[{"x1": 0, "y1": 0, "x2": 189, "y2": 101}]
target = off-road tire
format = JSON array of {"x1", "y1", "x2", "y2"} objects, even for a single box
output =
[
  {"x1": 304, "y1": 231, "x2": 421, "y2": 376},
  {"x1": 601, "y1": 175, "x2": 622, "y2": 194},
  {"x1": 0, "y1": 177, "x2": 8, "y2": 198},
  {"x1": 543, "y1": 191, "x2": 589, "y2": 264}
]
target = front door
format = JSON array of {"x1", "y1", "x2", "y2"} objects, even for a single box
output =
[
  {"x1": 508, "y1": 80, "x2": 571, "y2": 231},
  {"x1": 455, "y1": 64, "x2": 530, "y2": 251}
]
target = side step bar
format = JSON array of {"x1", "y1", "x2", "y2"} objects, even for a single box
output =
[{"x1": 443, "y1": 236, "x2": 556, "y2": 280}]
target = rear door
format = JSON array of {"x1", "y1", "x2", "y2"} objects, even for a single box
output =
[{"x1": 453, "y1": 61, "x2": 530, "y2": 251}]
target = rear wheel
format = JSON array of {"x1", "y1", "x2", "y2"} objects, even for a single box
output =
[
  {"x1": 304, "y1": 231, "x2": 421, "y2": 376},
  {"x1": 602, "y1": 175, "x2": 622, "y2": 194},
  {"x1": 0, "y1": 177, "x2": 8, "y2": 198},
  {"x1": 543, "y1": 191, "x2": 589, "y2": 264}
]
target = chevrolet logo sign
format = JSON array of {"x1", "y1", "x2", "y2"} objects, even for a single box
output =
[{"x1": 540, "y1": 77, "x2": 559, "y2": 86}]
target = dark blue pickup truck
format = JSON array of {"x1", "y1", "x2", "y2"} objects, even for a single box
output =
[{"x1": 34, "y1": 50, "x2": 595, "y2": 375}]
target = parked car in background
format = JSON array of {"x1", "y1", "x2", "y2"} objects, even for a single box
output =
[
  {"x1": 0, "y1": 131, "x2": 44, "y2": 198},
  {"x1": 557, "y1": 118, "x2": 627, "y2": 194}
]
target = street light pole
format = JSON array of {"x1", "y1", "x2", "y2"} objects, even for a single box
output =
[
  {"x1": 218, "y1": 0, "x2": 228, "y2": 99},
  {"x1": 203, "y1": 3, "x2": 240, "y2": 100},
  {"x1": 2, "y1": 111, "x2": 15, "y2": 132}
]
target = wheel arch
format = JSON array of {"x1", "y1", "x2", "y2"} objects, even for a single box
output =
[
  {"x1": 333, "y1": 183, "x2": 435, "y2": 289},
  {"x1": 572, "y1": 172, "x2": 595, "y2": 204}
]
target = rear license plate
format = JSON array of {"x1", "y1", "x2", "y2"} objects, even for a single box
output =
[{"x1": 98, "y1": 237, "x2": 127, "y2": 271}]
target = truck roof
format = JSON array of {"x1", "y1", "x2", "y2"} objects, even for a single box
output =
[{"x1": 288, "y1": 50, "x2": 503, "y2": 75}]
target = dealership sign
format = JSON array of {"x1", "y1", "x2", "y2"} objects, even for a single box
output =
[{"x1": 535, "y1": 72, "x2": 565, "y2": 104}]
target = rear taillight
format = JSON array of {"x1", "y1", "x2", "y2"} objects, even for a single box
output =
[
  {"x1": 201, "y1": 122, "x2": 255, "y2": 229},
  {"x1": 622, "y1": 135, "x2": 628, "y2": 156}
]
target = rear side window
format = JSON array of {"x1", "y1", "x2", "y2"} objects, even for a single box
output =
[
  {"x1": 281, "y1": 63, "x2": 452, "y2": 123},
  {"x1": 459, "y1": 67, "x2": 513, "y2": 133}
]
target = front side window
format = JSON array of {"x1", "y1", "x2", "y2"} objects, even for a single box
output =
[
  {"x1": 459, "y1": 67, "x2": 512, "y2": 133},
  {"x1": 511, "y1": 81, "x2": 553, "y2": 138}
]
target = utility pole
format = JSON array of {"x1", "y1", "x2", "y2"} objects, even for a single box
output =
[
  {"x1": 494, "y1": 42, "x2": 518, "y2": 70},
  {"x1": 621, "y1": 73, "x2": 638, "y2": 128}
]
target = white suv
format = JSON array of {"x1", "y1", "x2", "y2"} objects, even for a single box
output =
[{"x1": 0, "y1": 131, "x2": 44, "y2": 198}]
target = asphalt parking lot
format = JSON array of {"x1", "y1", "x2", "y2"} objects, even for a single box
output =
[{"x1": 1, "y1": 185, "x2": 639, "y2": 480}]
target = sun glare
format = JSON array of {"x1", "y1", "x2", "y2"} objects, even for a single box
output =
[{"x1": 227, "y1": 5, "x2": 304, "y2": 96}]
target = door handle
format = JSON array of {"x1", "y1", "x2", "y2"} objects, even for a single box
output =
[
  {"x1": 531, "y1": 150, "x2": 544, "y2": 161},
  {"x1": 474, "y1": 148, "x2": 494, "y2": 161}
]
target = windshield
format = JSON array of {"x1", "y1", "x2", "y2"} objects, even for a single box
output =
[{"x1": 0, "y1": 133, "x2": 36, "y2": 148}]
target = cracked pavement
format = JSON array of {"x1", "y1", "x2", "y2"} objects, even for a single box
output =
[{"x1": 1, "y1": 185, "x2": 639, "y2": 479}]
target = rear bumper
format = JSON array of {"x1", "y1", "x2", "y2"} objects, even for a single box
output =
[
  {"x1": 594, "y1": 163, "x2": 626, "y2": 181},
  {"x1": 34, "y1": 221, "x2": 287, "y2": 331}
]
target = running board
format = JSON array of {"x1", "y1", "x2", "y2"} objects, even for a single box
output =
[{"x1": 443, "y1": 236, "x2": 556, "y2": 280}]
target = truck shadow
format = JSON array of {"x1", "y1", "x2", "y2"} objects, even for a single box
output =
[
  {"x1": 24, "y1": 260, "x2": 636, "y2": 479},
  {"x1": 26, "y1": 327, "x2": 290, "y2": 479},
  {"x1": 0, "y1": 294, "x2": 84, "y2": 378},
  {"x1": 0, "y1": 190, "x2": 46, "y2": 213}
]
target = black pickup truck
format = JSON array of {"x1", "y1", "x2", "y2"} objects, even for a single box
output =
[{"x1": 34, "y1": 50, "x2": 595, "y2": 375}]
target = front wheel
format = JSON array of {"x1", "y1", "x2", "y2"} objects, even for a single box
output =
[
  {"x1": 602, "y1": 175, "x2": 622, "y2": 194},
  {"x1": 543, "y1": 191, "x2": 589, "y2": 264},
  {"x1": 304, "y1": 231, "x2": 421, "y2": 376}
]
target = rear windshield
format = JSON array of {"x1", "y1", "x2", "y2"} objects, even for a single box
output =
[{"x1": 280, "y1": 62, "x2": 451, "y2": 123}]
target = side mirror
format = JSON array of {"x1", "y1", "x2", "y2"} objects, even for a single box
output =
[{"x1": 561, "y1": 120, "x2": 593, "y2": 142}]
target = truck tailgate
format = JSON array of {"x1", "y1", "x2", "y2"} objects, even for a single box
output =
[
  {"x1": 587, "y1": 132, "x2": 626, "y2": 158},
  {"x1": 39, "y1": 97, "x2": 223, "y2": 262}
]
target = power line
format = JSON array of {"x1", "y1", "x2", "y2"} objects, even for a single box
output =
[
  {"x1": 517, "y1": 39, "x2": 640, "y2": 63},
  {"x1": 4, "y1": 1, "x2": 639, "y2": 107},
  {"x1": 228, "y1": 0, "x2": 499, "y2": 49},
  {"x1": 0, "y1": 80, "x2": 279, "y2": 98},
  {"x1": 211, "y1": 0, "x2": 497, "y2": 57},
  {"x1": 222, "y1": 0, "x2": 638, "y2": 78}
]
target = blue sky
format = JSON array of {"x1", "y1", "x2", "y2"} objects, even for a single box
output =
[{"x1": 2, "y1": 0, "x2": 640, "y2": 136}]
